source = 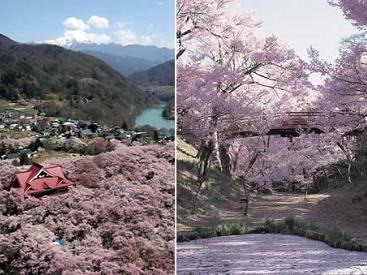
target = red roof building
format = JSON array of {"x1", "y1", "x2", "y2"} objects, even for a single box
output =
[{"x1": 5, "y1": 163, "x2": 74, "y2": 195}]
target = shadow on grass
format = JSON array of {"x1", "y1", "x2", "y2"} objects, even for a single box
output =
[{"x1": 177, "y1": 159, "x2": 244, "y2": 230}]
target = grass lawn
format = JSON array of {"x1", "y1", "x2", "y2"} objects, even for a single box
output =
[{"x1": 0, "y1": 101, "x2": 37, "y2": 115}]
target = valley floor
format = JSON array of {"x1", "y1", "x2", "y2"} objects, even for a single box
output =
[{"x1": 177, "y1": 234, "x2": 367, "y2": 274}]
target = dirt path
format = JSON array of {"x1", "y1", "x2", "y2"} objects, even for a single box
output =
[{"x1": 177, "y1": 234, "x2": 367, "y2": 274}]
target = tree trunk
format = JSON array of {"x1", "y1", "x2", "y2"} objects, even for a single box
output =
[
  {"x1": 241, "y1": 177, "x2": 250, "y2": 216},
  {"x1": 303, "y1": 168, "x2": 308, "y2": 199},
  {"x1": 287, "y1": 182, "x2": 293, "y2": 193},
  {"x1": 354, "y1": 130, "x2": 367, "y2": 176},
  {"x1": 213, "y1": 127, "x2": 223, "y2": 170},
  {"x1": 232, "y1": 147, "x2": 240, "y2": 174},
  {"x1": 204, "y1": 112, "x2": 225, "y2": 171},
  {"x1": 197, "y1": 139, "x2": 214, "y2": 184},
  {"x1": 193, "y1": 139, "x2": 215, "y2": 213},
  {"x1": 347, "y1": 161, "x2": 352, "y2": 184},
  {"x1": 304, "y1": 185, "x2": 308, "y2": 200},
  {"x1": 193, "y1": 114, "x2": 220, "y2": 213},
  {"x1": 219, "y1": 143, "x2": 231, "y2": 176},
  {"x1": 336, "y1": 141, "x2": 354, "y2": 184}
]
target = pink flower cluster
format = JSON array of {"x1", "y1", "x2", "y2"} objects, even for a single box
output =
[{"x1": 0, "y1": 142, "x2": 175, "y2": 274}]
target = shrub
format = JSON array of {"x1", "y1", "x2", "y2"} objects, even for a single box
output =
[
  {"x1": 28, "y1": 138, "x2": 43, "y2": 152},
  {"x1": 178, "y1": 223, "x2": 248, "y2": 242},
  {"x1": 264, "y1": 218, "x2": 288, "y2": 233},
  {"x1": 263, "y1": 218, "x2": 366, "y2": 252},
  {"x1": 284, "y1": 216, "x2": 295, "y2": 231},
  {"x1": 216, "y1": 223, "x2": 247, "y2": 236}
]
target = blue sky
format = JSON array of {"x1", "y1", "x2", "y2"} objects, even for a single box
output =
[
  {"x1": 0, "y1": 0, "x2": 357, "y2": 57},
  {"x1": 237, "y1": 0, "x2": 357, "y2": 62},
  {"x1": 0, "y1": 0, "x2": 174, "y2": 48}
]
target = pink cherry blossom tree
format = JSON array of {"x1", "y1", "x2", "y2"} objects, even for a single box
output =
[
  {"x1": 307, "y1": 0, "x2": 367, "y2": 182},
  {"x1": 328, "y1": 0, "x2": 367, "y2": 28},
  {"x1": 0, "y1": 142, "x2": 175, "y2": 274},
  {"x1": 177, "y1": 0, "x2": 310, "y2": 187}
]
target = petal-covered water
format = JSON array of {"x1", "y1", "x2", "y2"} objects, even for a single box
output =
[{"x1": 177, "y1": 234, "x2": 367, "y2": 274}]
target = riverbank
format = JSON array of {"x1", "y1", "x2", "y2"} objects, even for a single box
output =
[{"x1": 163, "y1": 98, "x2": 175, "y2": 120}]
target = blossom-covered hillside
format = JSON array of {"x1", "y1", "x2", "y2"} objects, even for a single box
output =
[{"x1": 0, "y1": 142, "x2": 175, "y2": 274}]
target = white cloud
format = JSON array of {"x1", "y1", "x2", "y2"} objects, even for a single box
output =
[
  {"x1": 45, "y1": 30, "x2": 111, "y2": 47},
  {"x1": 63, "y1": 17, "x2": 89, "y2": 31},
  {"x1": 114, "y1": 31, "x2": 168, "y2": 46},
  {"x1": 154, "y1": 37, "x2": 174, "y2": 49},
  {"x1": 87, "y1": 15, "x2": 109, "y2": 29},
  {"x1": 114, "y1": 30, "x2": 173, "y2": 47},
  {"x1": 140, "y1": 35, "x2": 153, "y2": 45},
  {"x1": 44, "y1": 16, "x2": 112, "y2": 47},
  {"x1": 114, "y1": 30, "x2": 138, "y2": 45},
  {"x1": 160, "y1": 40, "x2": 174, "y2": 49},
  {"x1": 44, "y1": 15, "x2": 172, "y2": 48}
]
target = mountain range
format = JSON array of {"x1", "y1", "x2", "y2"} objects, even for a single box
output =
[
  {"x1": 0, "y1": 34, "x2": 158, "y2": 126},
  {"x1": 80, "y1": 50, "x2": 155, "y2": 77},
  {"x1": 70, "y1": 43, "x2": 174, "y2": 76},
  {"x1": 70, "y1": 43, "x2": 173, "y2": 63}
]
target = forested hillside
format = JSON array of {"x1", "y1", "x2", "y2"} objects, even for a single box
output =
[
  {"x1": 129, "y1": 59, "x2": 175, "y2": 86},
  {"x1": 80, "y1": 50, "x2": 155, "y2": 76},
  {"x1": 0, "y1": 34, "x2": 158, "y2": 125}
]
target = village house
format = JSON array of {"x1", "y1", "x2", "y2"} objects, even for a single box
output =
[
  {"x1": 5, "y1": 152, "x2": 20, "y2": 160},
  {"x1": 62, "y1": 121, "x2": 77, "y2": 133},
  {"x1": 4, "y1": 163, "x2": 74, "y2": 196},
  {"x1": 113, "y1": 128, "x2": 129, "y2": 140},
  {"x1": 78, "y1": 129, "x2": 95, "y2": 138},
  {"x1": 77, "y1": 120, "x2": 91, "y2": 130},
  {"x1": 9, "y1": 123, "x2": 18, "y2": 130},
  {"x1": 157, "y1": 128, "x2": 175, "y2": 141}
]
